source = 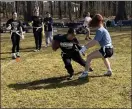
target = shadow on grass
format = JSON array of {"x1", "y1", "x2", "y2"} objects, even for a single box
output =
[
  {"x1": 0, "y1": 51, "x2": 11, "y2": 54},
  {"x1": 8, "y1": 71, "x2": 88, "y2": 90},
  {"x1": 8, "y1": 72, "x2": 107, "y2": 90},
  {"x1": 1, "y1": 57, "x2": 11, "y2": 60}
]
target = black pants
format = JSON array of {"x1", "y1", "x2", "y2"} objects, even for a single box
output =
[
  {"x1": 11, "y1": 33, "x2": 20, "y2": 53},
  {"x1": 33, "y1": 28, "x2": 42, "y2": 50},
  {"x1": 61, "y1": 52, "x2": 86, "y2": 76}
]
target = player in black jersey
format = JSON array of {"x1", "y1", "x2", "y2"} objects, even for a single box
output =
[
  {"x1": 32, "y1": 8, "x2": 43, "y2": 52},
  {"x1": 53, "y1": 28, "x2": 93, "y2": 80},
  {"x1": 6, "y1": 12, "x2": 24, "y2": 59}
]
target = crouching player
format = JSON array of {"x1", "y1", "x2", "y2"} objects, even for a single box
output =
[
  {"x1": 79, "y1": 14, "x2": 114, "y2": 79},
  {"x1": 52, "y1": 28, "x2": 93, "y2": 80}
]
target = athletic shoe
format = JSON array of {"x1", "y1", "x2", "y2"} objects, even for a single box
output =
[
  {"x1": 67, "y1": 75, "x2": 73, "y2": 80},
  {"x1": 104, "y1": 71, "x2": 112, "y2": 76},
  {"x1": 12, "y1": 53, "x2": 16, "y2": 59},
  {"x1": 16, "y1": 52, "x2": 20, "y2": 57},
  {"x1": 34, "y1": 49, "x2": 39, "y2": 52},
  {"x1": 89, "y1": 67, "x2": 93, "y2": 72},
  {"x1": 78, "y1": 71, "x2": 88, "y2": 79}
]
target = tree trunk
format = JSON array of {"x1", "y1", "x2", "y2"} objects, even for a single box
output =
[
  {"x1": 58, "y1": 1, "x2": 62, "y2": 19},
  {"x1": 68, "y1": 2, "x2": 72, "y2": 21},
  {"x1": 27, "y1": 1, "x2": 32, "y2": 21},
  {"x1": 79, "y1": 1, "x2": 83, "y2": 18},
  {"x1": 115, "y1": 1, "x2": 128, "y2": 23},
  {"x1": 64, "y1": 1, "x2": 67, "y2": 18},
  {"x1": 85, "y1": 1, "x2": 88, "y2": 12},
  {"x1": 113, "y1": 1, "x2": 117, "y2": 16},
  {"x1": 23, "y1": 2, "x2": 27, "y2": 21},
  {"x1": 49, "y1": 1, "x2": 53, "y2": 17}
]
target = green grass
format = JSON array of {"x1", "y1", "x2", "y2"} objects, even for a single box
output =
[{"x1": 1, "y1": 28, "x2": 131, "y2": 108}]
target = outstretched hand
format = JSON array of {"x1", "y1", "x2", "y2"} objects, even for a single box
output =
[{"x1": 79, "y1": 46, "x2": 87, "y2": 56}]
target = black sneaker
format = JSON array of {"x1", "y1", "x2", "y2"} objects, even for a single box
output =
[
  {"x1": 67, "y1": 75, "x2": 73, "y2": 80},
  {"x1": 104, "y1": 71, "x2": 112, "y2": 76},
  {"x1": 12, "y1": 56, "x2": 16, "y2": 59},
  {"x1": 89, "y1": 67, "x2": 93, "y2": 72}
]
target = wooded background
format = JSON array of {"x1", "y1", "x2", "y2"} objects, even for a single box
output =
[{"x1": 0, "y1": 1, "x2": 132, "y2": 22}]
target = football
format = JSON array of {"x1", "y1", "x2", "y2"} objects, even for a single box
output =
[{"x1": 52, "y1": 40, "x2": 60, "y2": 51}]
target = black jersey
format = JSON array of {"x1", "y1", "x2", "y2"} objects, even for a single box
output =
[
  {"x1": 53, "y1": 34, "x2": 82, "y2": 54},
  {"x1": 32, "y1": 16, "x2": 43, "y2": 27},
  {"x1": 6, "y1": 19, "x2": 23, "y2": 31}
]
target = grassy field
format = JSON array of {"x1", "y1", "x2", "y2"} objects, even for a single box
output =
[{"x1": 1, "y1": 28, "x2": 131, "y2": 108}]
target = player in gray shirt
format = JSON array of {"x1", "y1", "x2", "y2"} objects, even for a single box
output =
[{"x1": 79, "y1": 14, "x2": 113, "y2": 79}]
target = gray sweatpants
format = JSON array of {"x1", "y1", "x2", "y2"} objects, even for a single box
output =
[{"x1": 45, "y1": 31, "x2": 53, "y2": 45}]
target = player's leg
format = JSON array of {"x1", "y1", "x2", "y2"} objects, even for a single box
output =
[
  {"x1": 72, "y1": 52, "x2": 93, "y2": 72},
  {"x1": 61, "y1": 53, "x2": 74, "y2": 80},
  {"x1": 49, "y1": 31, "x2": 53, "y2": 45},
  {"x1": 101, "y1": 48, "x2": 113, "y2": 76},
  {"x1": 33, "y1": 29, "x2": 39, "y2": 51},
  {"x1": 45, "y1": 31, "x2": 49, "y2": 47},
  {"x1": 11, "y1": 33, "x2": 17, "y2": 59},
  {"x1": 38, "y1": 28, "x2": 42, "y2": 50},
  {"x1": 79, "y1": 50, "x2": 103, "y2": 78},
  {"x1": 16, "y1": 34, "x2": 20, "y2": 57},
  {"x1": 85, "y1": 27, "x2": 91, "y2": 40}
]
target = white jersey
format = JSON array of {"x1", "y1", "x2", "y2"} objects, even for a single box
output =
[{"x1": 83, "y1": 16, "x2": 92, "y2": 27}]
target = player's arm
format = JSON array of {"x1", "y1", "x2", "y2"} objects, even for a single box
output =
[
  {"x1": 19, "y1": 21, "x2": 25, "y2": 39},
  {"x1": 52, "y1": 34, "x2": 61, "y2": 51},
  {"x1": 73, "y1": 37, "x2": 82, "y2": 50},
  {"x1": 79, "y1": 30, "x2": 102, "y2": 55},
  {"x1": 85, "y1": 39, "x2": 98, "y2": 49},
  {"x1": 6, "y1": 19, "x2": 11, "y2": 30}
]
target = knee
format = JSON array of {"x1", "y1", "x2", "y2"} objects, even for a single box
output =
[{"x1": 87, "y1": 55, "x2": 92, "y2": 61}]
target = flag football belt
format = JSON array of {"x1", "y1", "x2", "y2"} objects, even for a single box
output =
[
  {"x1": 33, "y1": 26, "x2": 42, "y2": 31},
  {"x1": 11, "y1": 30, "x2": 24, "y2": 39}
]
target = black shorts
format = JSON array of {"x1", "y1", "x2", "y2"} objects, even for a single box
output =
[{"x1": 99, "y1": 47, "x2": 113, "y2": 58}]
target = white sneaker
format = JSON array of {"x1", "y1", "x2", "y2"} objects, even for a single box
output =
[
  {"x1": 12, "y1": 53, "x2": 16, "y2": 59},
  {"x1": 104, "y1": 71, "x2": 112, "y2": 76},
  {"x1": 34, "y1": 49, "x2": 39, "y2": 52},
  {"x1": 78, "y1": 71, "x2": 88, "y2": 79},
  {"x1": 16, "y1": 52, "x2": 20, "y2": 57}
]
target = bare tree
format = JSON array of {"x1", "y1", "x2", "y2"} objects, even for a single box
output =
[
  {"x1": 58, "y1": 1, "x2": 62, "y2": 19},
  {"x1": 64, "y1": 1, "x2": 67, "y2": 18},
  {"x1": 49, "y1": 1, "x2": 53, "y2": 17},
  {"x1": 79, "y1": 1, "x2": 83, "y2": 18},
  {"x1": 115, "y1": 1, "x2": 127, "y2": 23},
  {"x1": 68, "y1": 1, "x2": 72, "y2": 21}
]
